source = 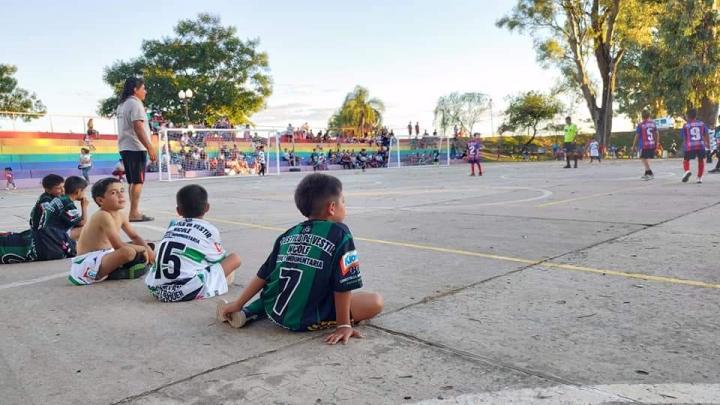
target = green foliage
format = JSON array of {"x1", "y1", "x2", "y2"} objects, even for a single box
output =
[
  {"x1": 99, "y1": 13, "x2": 272, "y2": 125},
  {"x1": 328, "y1": 86, "x2": 385, "y2": 135},
  {"x1": 499, "y1": 91, "x2": 562, "y2": 137},
  {"x1": 433, "y1": 92, "x2": 490, "y2": 135},
  {"x1": 618, "y1": 0, "x2": 720, "y2": 125},
  {"x1": 498, "y1": 0, "x2": 655, "y2": 145},
  {"x1": 0, "y1": 64, "x2": 46, "y2": 121}
]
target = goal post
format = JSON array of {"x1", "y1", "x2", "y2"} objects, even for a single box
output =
[
  {"x1": 157, "y1": 127, "x2": 281, "y2": 182},
  {"x1": 396, "y1": 135, "x2": 451, "y2": 168}
]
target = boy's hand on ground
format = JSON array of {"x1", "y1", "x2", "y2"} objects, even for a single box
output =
[
  {"x1": 324, "y1": 327, "x2": 362, "y2": 345},
  {"x1": 219, "y1": 302, "x2": 240, "y2": 321}
]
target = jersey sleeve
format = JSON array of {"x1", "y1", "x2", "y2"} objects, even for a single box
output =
[
  {"x1": 204, "y1": 225, "x2": 227, "y2": 264},
  {"x1": 59, "y1": 197, "x2": 82, "y2": 228},
  {"x1": 130, "y1": 99, "x2": 146, "y2": 122},
  {"x1": 332, "y1": 233, "x2": 363, "y2": 292},
  {"x1": 257, "y1": 237, "x2": 281, "y2": 280}
]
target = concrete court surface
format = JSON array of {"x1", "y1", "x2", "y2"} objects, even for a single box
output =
[{"x1": 1, "y1": 158, "x2": 719, "y2": 405}]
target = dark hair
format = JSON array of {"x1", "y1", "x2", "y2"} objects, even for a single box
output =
[
  {"x1": 119, "y1": 77, "x2": 145, "y2": 104},
  {"x1": 176, "y1": 184, "x2": 208, "y2": 218},
  {"x1": 642, "y1": 110, "x2": 650, "y2": 119},
  {"x1": 91, "y1": 177, "x2": 121, "y2": 206},
  {"x1": 4, "y1": 167, "x2": 11, "y2": 171},
  {"x1": 294, "y1": 173, "x2": 342, "y2": 217},
  {"x1": 687, "y1": 108, "x2": 698, "y2": 120},
  {"x1": 42, "y1": 174, "x2": 64, "y2": 190},
  {"x1": 81, "y1": 147, "x2": 90, "y2": 154},
  {"x1": 64, "y1": 176, "x2": 88, "y2": 196}
]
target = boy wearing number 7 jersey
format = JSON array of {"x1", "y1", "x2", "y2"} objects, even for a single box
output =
[
  {"x1": 217, "y1": 173, "x2": 383, "y2": 345},
  {"x1": 633, "y1": 111, "x2": 659, "y2": 180},
  {"x1": 145, "y1": 184, "x2": 241, "y2": 302}
]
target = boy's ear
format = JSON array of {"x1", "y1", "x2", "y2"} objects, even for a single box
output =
[
  {"x1": 203, "y1": 203, "x2": 210, "y2": 215},
  {"x1": 176, "y1": 206, "x2": 182, "y2": 216},
  {"x1": 327, "y1": 200, "x2": 336, "y2": 216}
]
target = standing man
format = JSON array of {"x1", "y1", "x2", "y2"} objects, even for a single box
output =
[
  {"x1": 414, "y1": 122, "x2": 420, "y2": 137},
  {"x1": 563, "y1": 116, "x2": 578, "y2": 168},
  {"x1": 408, "y1": 121, "x2": 413, "y2": 137},
  {"x1": 633, "y1": 111, "x2": 659, "y2": 180},
  {"x1": 709, "y1": 114, "x2": 720, "y2": 173},
  {"x1": 680, "y1": 108, "x2": 709, "y2": 183},
  {"x1": 466, "y1": 134, "x2": 483, "y2": 176},
  {"x1": 117, "y1": 77, "x2": 156, "y2": 222}
]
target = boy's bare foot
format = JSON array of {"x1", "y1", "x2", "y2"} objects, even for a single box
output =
[{"x1": 216, "y1": 300, "x2": 247, "y2": 328}]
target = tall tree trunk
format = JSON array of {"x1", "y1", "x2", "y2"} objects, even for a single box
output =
[{"x1": 699, "y1": 97, "x2": 719, "y2": 128}]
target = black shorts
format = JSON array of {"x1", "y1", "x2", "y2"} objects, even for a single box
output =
[
  {"x1": 120, "y1": 150, "x2": 147, "y2": 184},
  {"x1": 564, "y1": 142, "x2": 576, "y2": 153},
  {"x1": 684, "y1": 150, "x2": 706, "y2": 160},
  {"x1": 640, "y1": 149, "x2": 656, "y2": 159}
]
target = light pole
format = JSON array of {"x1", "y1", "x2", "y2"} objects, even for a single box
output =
[{"x1": 178, "y1": 89, "x2": 194, "y2": 125}]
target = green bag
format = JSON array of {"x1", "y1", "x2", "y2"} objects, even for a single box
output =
[{"x1": 0, "y1": 230, "x2": 35, "y2": 264}]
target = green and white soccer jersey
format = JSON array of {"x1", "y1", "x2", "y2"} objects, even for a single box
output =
[
  {"x1": 257, "y1": 220, "x2": 363, "y2": 331},
  {"x1": 145, "y1": 218, "x2": 228, "y2": 302}
]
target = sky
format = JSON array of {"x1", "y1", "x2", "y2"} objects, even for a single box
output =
[{"x1": 1, "y1": 0, "x2": 629, "y2": 134}]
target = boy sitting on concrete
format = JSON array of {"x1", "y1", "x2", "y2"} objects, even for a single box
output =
[
  {"x1": 145, "y1": 184, "x2": 241, "y2": 302},
  {"x1": 68, "y1": 178, "x2": 155, "y2": 285},
  {"x1": 217, "y1": 173, "x2": 383, "y2": 345},
  {"x1": 29, "y1": 174, "x2": 86, "y2": 261}
]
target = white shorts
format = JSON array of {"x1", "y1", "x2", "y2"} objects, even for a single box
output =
[
  {"x1": 147, "y1": 263, "x2": 228, "y2": 302},
  {"x1": 68, "y1": 249, "x2": 114, "y2": 285}
]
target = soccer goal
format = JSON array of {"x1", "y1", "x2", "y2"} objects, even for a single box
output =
[
  {"x1": 393, "y1": 135, "x2": 451, "y2": 168},
  {"x1": 157, "y1": 127, "x2": 281, "y2": 182}
]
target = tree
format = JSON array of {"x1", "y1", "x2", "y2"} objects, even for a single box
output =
[
  {"x1": 99, "y1": 13, "x2": 272, "y2": 125},
  {"x1": 0, "y1": 64, "x2": 46, "y2": 121},
  {"x1": 433, "y1": 92, "x2": 490, "y2": 135},
  {"x1": 618, "y1": 1, "x2": 720, "y2": 127},
  {"x1": 328, "y1": 86, "x2": 385, "y2": 136},
  {"x1": 499, "y1": 91, "x2": 563, "y2": 150},
  {"x1": 498, "y1": 0, "x2": 656, "y2": 146}
]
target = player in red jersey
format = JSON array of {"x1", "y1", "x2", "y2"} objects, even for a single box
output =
[
  {"x1": 680, "y1": 108, "x2": 709, "y2": 184},
  {"x1": 466, "y1": 134, "x2": 482, "y2": 176},
  {"x1": 633, "y1": 111, "x2": 659, "y2": 180}
]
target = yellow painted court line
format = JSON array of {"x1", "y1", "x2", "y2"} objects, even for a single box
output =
[
  {"x1": 148, "y1": 209, "x2": 720, "y2": 290},
  {"x1": 537, "y1": 180, "x2": 674, "y2": 208}
]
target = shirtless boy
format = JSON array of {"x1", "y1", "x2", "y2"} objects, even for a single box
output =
[{"x1": 68, "y1": 178, "x2": 155, "y2": 285}]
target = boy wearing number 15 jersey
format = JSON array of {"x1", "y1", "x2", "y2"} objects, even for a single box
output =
[
  {"x1": 217, "y1": 173, "x2": 383, "y2": 345},
  {"x1": 145, "y1": 185, "x2": 241, "y2": 302}
]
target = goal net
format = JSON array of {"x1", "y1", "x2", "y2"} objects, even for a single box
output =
[
  {"x1": 157, "y1": 127, "x2": 281, "y2": 181},
  {"x1": 393, "y1": 135, "x2": 451, "y2": 168}
]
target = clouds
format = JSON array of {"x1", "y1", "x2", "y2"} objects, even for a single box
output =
[{"x1": 251, "y1": 102, "x2": 337, "y2": 128}]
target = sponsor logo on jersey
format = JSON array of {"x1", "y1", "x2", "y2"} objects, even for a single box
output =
[
  {"x1": 214, "y1": 242, "x2": 223, "y2": 253},
  {"x1": 340, "y1": 250, "x2": 359, "y2": 276}
]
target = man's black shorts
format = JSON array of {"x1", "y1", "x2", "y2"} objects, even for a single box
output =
[
  {"x1": 684, "y1": 150, "x2": 706, "y2": 160},
  {"x1": 640, "y1": 149, "x2": 656, "y2": 159},
  {"x1": 564, "y1": 142, "x2": 576, "y2": 153},
  {"x1": 120, "y1": 150, "x2": 147, "y2": 184}
]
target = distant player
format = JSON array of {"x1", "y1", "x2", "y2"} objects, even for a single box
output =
[
  {"x1": 5, "y1": 167, "x2": 16, "y2": 191},
  {"x1": 217, "y1": 173, "x2": 383, "y2": 345},
  {"x1": 145, "y1": 184, "x2": 241, "y2": 302},
  {"x1": 633, "y1": 111, "x2": 659, "y2": 180},
  {"x1": 466, "y1": 134, "x2": 482, "y2": 176},
  {"x1": 587, "y1": 139, "x2": 601, "y2": 163},
  {"x1": 563, "y1": 116, "x2": 579, "y2": 168},
  {"x1": 680, "y1": 108, "x2": 709, "y2": 183},
  {"x1": 709, "y1": 114, "x2": 720, "y2": 173}
]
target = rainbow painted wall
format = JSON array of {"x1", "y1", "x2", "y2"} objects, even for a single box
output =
[{"x1": 0, "y1": 131, "x2": 450, "y2": 178}]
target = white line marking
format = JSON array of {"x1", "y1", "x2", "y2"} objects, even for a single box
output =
[
  {"x1": 0, "y1": 272, "x2": 68, "y2": 291},
  {"x1": 417, "y1": 383, "x2": 720, "y2": 404}
]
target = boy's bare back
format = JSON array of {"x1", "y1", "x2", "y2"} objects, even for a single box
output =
[{"x1": 77, "y1": 210, "x2": 125, "y2": 254}]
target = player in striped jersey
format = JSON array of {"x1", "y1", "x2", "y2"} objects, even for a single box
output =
[
  {"x1": 217, "y1": 173, "x2": 383, "y2": 345},
  {"x1": 467, "y1": 134, "x2": 483, "y2": 176},
  {"x1": 680, "y1": 108, "x2": 709, "y2": 184},
  {"x1": 633, "y1": 111, "x2": 659, "y2": 180},
  {"x1": 145, "y1": 184, "x2": 241, "y2": 302}
]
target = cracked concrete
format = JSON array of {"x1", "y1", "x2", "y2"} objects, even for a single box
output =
[{"x1": 0, "y1": 159, "x2": 718, "y2": 404}]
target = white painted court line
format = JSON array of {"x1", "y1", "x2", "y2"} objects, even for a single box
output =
[
  {"x1": 416, "y1": 383, "x2": 720, "y2": 404},
  {"x1": 0, "y1": 272, "x2": 68, "y2": 291}
]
